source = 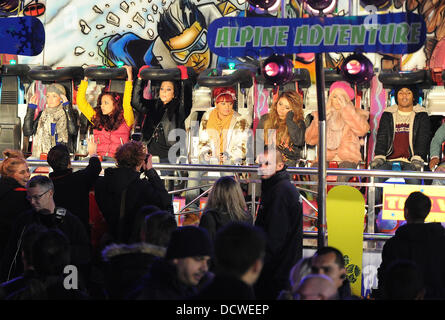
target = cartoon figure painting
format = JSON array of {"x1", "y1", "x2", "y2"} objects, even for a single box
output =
[{"x1": 99, "y1": 0, "x2": 244, "y2": 73}]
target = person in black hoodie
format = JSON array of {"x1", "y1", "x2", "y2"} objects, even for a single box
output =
[
  {"x1": 377, "y1": 191, "x2": 445, "y2": 299},
  {"x1": 94, "y1": 140, "x2": 172, "y2": 244},
  {"x1": 254, "y1": 148, "x2": 303, "y2": 300},
  {"x1": 194, "y1": 222, "x2": 266, "y2": 300},
  {"x1": 0, "y1": 149, "x2": 32, "y2": 260},
  {"x1": 131, "y1": 68, "x2": 190, "y2": 185},
  {"x1": 47, "y1": 144, "x2": 102, "y2": 237}
]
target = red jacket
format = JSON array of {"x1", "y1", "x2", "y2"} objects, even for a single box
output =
[{"x1": 94, "y1": 121, "x2": 131, "y2": 157}]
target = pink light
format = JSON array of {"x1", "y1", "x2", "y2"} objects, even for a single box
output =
[
  {"x1": 265, "y1": 62, "x2": 279, "y2": 77},
  {"x1": 346, "y1": 60, "x2": 361, "y2": 75}
]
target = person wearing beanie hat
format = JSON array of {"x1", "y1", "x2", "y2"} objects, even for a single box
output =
[
  {"x1": 129, "y1": 226, "x2": 213, "y2": 300},
  {"x1": 370, "y1": 84, "x2": 431, "y2": 206},
  {"x1": 23, "y1": 82, "x2": 78, "y2": 158},
  {"x1": 165, "y1": 226, "x2": 213, "y2": 260},
  {"x1": 305, "y1": 80, "x2": 370, "y2": 181}
]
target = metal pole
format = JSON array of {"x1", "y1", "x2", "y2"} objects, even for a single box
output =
[{"x1": 315, "y1": 51, "x2": 327, "y2": 249}]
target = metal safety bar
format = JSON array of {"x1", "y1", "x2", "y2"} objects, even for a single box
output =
[{"x1": 23, "y1": 159, "x2": 445, "y2": 237}]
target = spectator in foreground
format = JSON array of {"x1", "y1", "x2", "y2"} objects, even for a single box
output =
[
  {"x1": 194, "y1": 222, "x2": 266, "y2": 300},
  {"x1": 377, "y1": 191, "x2": 445, "y2": 299},
  {"x1": 94, "y1": 140, "x2": 172, "y2": 244},
  {"x1": 102, "y1": 209, "x2": 177, "y2": 299},
  {"x1": 199, "y1": 176, "x2": 253, "y2": 242},
  {"x1": 130, "y1": 226, "x2": 213, "y2": 300}
]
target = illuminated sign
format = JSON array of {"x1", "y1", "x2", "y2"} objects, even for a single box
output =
[
  {"x1": 382, "y1": 184, "x2": 445, "y2": 222},
  {"x1": 208, "y1": 12, "x2": 426, "y2": 57}
]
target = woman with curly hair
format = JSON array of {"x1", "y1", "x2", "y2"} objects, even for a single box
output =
[
  {"x1": 76, "y1": 65, "x2": 135, "y2": 159},
  {"x1": 257, "y1": 90, "x2": 306, "y2": 166},
  {"x1": 0, "y1": 149, "x2": 31, "y2": 258},
  {"x1": 94, "y1": 141, "x2": 172, "y2": 244}
]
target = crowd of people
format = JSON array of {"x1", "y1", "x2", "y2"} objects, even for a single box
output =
[
  {"x1": 0, "y1": 141, "x2": 443, "y2": 300},
  {"x1": 1, "y1": 65, "x2": 445, "y2": 300}
]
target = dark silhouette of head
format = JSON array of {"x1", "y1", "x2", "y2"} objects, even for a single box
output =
[
  {"x1": 214, "y1": 222, "x2": 266, "y2": 281},
  {"x1": 47, "y1": 144, "x2": 71, "y2": 171},
  {"x1": 404, "y1": 191, "x2": 431, "y2": 223}
]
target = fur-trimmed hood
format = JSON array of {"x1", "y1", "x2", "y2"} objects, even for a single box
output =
[
  {"x1": 384, "y1": 104, "x2": 427, "y2": 114},
  {"x1": 102, "y1": 242, "x2": 166, "y2": 262}
]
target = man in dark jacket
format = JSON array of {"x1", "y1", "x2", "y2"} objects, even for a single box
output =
[
  {"x1": 370, "y1": 85, "x2": 431, "y2": 203},
  {"x1": 377, "y1": 191, "x2": 445, "y2": 299},
  {"x1": 254, "y1": 149, "x2": 303, "y2": 300},
  {"x1": 47, "y1": 144, "x2": 102, "y2": 237},
  {"x1": 130, "y1": 226, "x2": 213, "y2": 300},
  {"x1": 94, "y1": 141, "x2": 173, "y2": 244},
  {"x1": 193, "y1": 222, "x2": 266, "y2": 300},
  {"x1": 0, "y1": 175, "x2": 91, "y2": 283}
]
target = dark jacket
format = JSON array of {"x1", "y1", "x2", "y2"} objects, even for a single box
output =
[
  {"x1": 23, "y1": 102, "x2": 78, "y2": 153},
  {"x1": 101, "y1": 242, "x2": 165, "y2": 299},
  {"x1": 130, "y1": 258, "x2": 198, "y2": 300},
  {"x1": 377, "y1": 223, "x2": 445, "y2": 299},
  {"x1": 374, "y1": 104, "x2": 431, "y2": 163},
  {"x1": 132, "y1": 79, "x2": 187, "y2": 159},
  {"x1": 0, "y1": 178, "x2": 32, "y2": 259},
  {"x1": 0, "y1": 208, "x2": 91, "y2": 283},
  {"x1": 0, "y1": 269, "x2": 39, "y2": 299},
  {"x1": 193, "y1": 274, "x2": 256, "y2": 300},
  {"x1": 94, "y1": 167, "x2": 172, "y2": 243},
  {"x1": 254, "y1": 168, "x2": 303, "y2": 299},
  {"x1": 257, "y1": 113, "x2": 306, "y2": 163},
  {"x1": 199, "y1": 209, "x2": 253, "y2": 243},
  {"x1": 4, "y1": 274, "x2": 89, "y2": 300},
  {"x1": 49, "y1": 156, "x2": 102, "y2": 235}
]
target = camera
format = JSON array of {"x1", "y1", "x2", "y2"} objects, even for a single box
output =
[{"x1": 131, "y1": 132, "x2": 143, "y2": 141}]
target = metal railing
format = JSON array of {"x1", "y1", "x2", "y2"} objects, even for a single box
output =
[{"x1": 24, "y1": 159, "x2": 445, "y2": 245}]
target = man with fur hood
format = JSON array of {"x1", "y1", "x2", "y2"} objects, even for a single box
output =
[{"x1": 101, "y1": 209, "x2": 177, "y2": 299}]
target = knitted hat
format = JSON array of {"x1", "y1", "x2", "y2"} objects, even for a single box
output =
[
  {"x1": 394, "y1": 85, "x2": 419, "y2": 105},
  {"x1": 165, "y1": 226, "x2": 213, "y2": 259},
  {"x1": 46, "y1": 83, "x2": 66, "y2": 97},
  {"x1": 329, "y1": 81, "x2": 355, "y2": 101}
]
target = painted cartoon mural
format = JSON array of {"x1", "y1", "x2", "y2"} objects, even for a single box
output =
[
  {"x1": 5, "y1": 0, "x2": 248, "y2": 73},
  {"x1": 3, "y1": 0, "x2": 444, "y2": 75}
]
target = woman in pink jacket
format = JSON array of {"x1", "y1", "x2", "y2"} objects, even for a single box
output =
[{"x1": 76, "y1": 66, "x2": 135, "y2": 159}]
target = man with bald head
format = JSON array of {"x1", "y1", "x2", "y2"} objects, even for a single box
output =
[
  {"x1": 294, "y1": 274, "x2": 338, "y2": 300},
  {"x1": 254, "y1": 147, "x2": 303, "y2": 300}
]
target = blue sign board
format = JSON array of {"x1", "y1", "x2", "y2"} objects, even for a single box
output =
[{"x1": 208, "y1": 12, "x2": 426, "y2": 57}]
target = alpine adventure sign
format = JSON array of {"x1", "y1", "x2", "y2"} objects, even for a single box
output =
[{"x1": 208, "y1": 12, "x2": 426, "y2": 57}]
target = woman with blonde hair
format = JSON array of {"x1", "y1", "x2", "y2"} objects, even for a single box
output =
[
  {"x1": 257, "y1": 90, "x2": 306, "y2": 166},
  {"x1": 0, "y1": 149, "x2": 32, "y2": 258},
  {"x1": 199, "y1": 176, "x2": 253, "y2": 241}
]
